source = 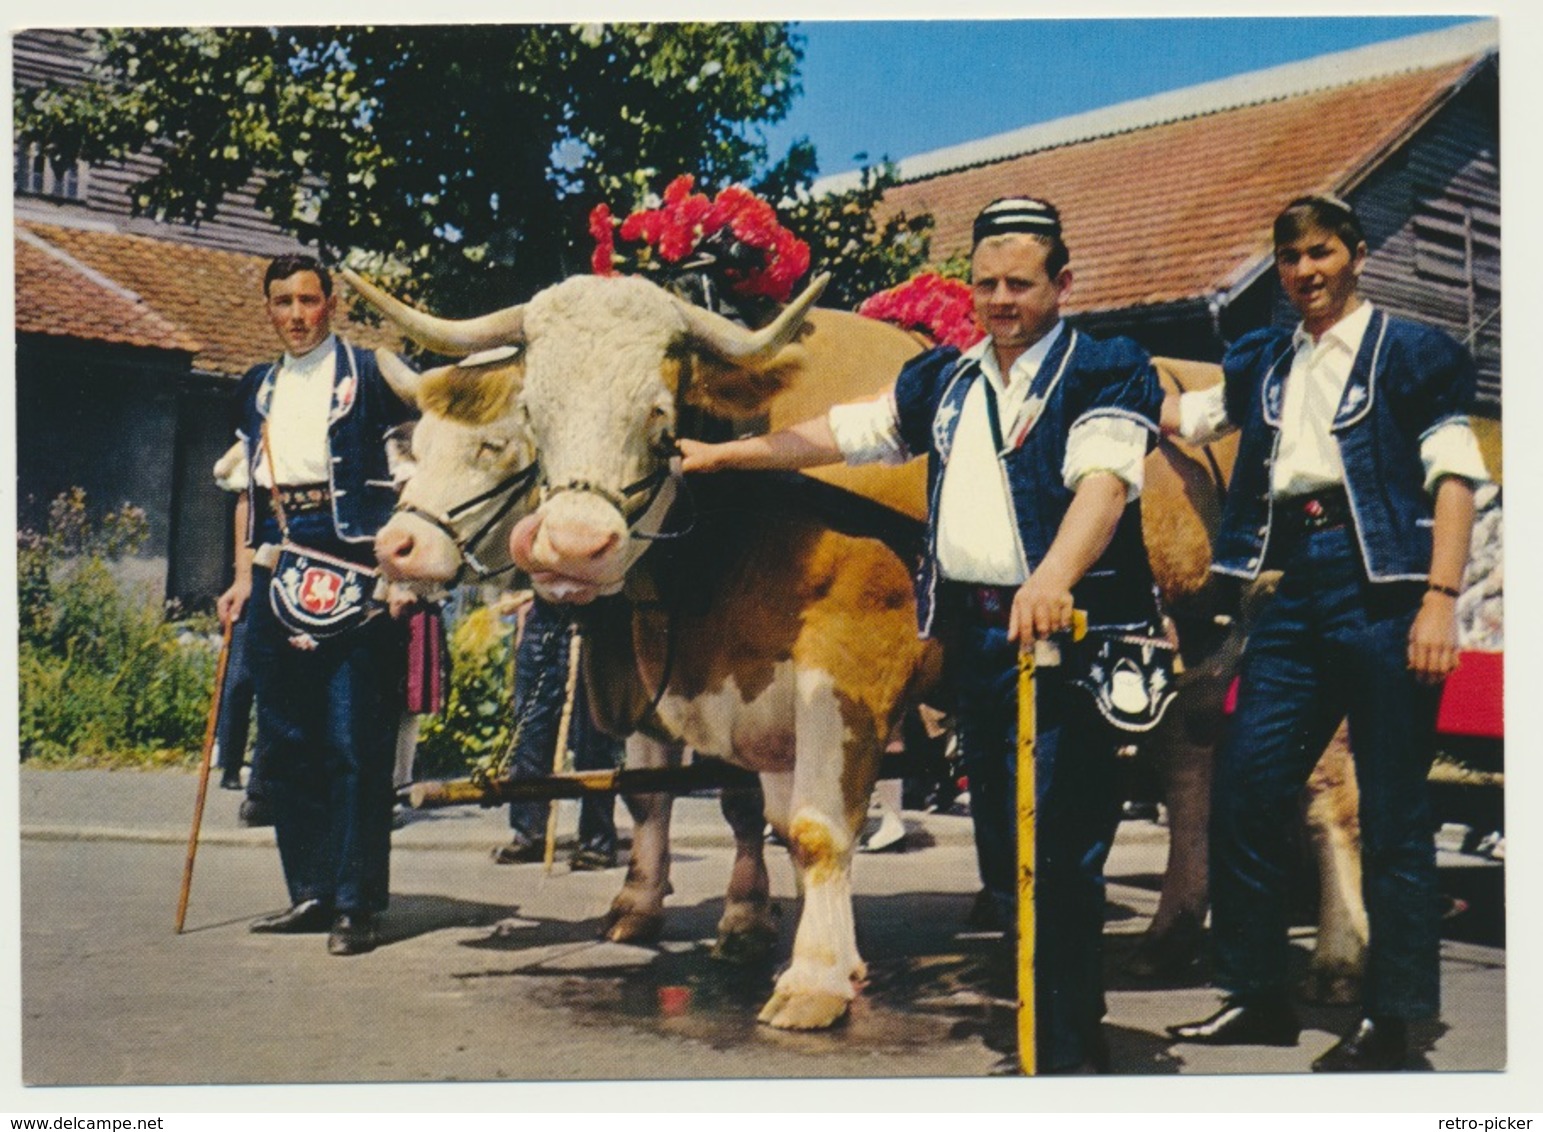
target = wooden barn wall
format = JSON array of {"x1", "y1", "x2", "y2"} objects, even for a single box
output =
[
  {"x1": 14, "y1": 29, "x2": 307, "y2": 257},
  {"x1": 1273, "y1": 70, "x2": 1500, "y2": 414}
]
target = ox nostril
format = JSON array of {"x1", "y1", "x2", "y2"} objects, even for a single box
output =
[
  {"x1": 392, "y1": 533, "x2": 416, "y2": 560},
  {"x1": 590, "y1": 531, "x2": 620, "y2": 560}
]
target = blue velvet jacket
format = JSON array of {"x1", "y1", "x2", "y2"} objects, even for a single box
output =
[
  {"x1": 1212, "y1": 309, "x2": 1479, "y2": 583},
  {"x1": 893, "y1": 329, "x2": 1163, "y2": 637},
  {"x1": 233, "y1": 337, "x2": 414, "y2": 548}
]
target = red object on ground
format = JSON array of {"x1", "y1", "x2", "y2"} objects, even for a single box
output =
[
  {"x1": 1220, "y1": 651, "x2": 1503, "y2": 741},
  {"x1": 1436, "y1": 650, "x2": 1504, "y2": 739}
]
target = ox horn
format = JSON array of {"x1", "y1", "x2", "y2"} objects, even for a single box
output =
[
  {"x1": 674, "y1": 273, "x2": 829, "y2": 369},
  {"x1": 375, "y1": 348, "x2": 428, "y2": 408},
  {"x1": 341, "y1": 267, "x2": 525, "y2": 357}
]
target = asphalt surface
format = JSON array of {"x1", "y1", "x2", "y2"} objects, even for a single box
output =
[{"x1": 11, "y1": 766, "x2": 1517, "y2": 1108}]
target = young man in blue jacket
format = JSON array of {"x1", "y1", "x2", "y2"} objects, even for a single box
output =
[
  {"x1": 216, "y1": 254, "x2": 415, "y2": 957},
  {"x1": 1163, "y1": 195, "x2": 1488, "y2": 1071},
  {"x1": 681, "y1": 197, "x2": 1166, "y2": 1074}
]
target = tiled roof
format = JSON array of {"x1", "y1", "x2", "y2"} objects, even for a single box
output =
[
  {"x1": 17, "y1": 221, "x2": 398, "y2": 376},
  {"x1": 16, "y1": 230, "x2": 201, "y2": 353},
  {"x1": 876, "y1": 47, "x2": 1491, "y2": 318}
]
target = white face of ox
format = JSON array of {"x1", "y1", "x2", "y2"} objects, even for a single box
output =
[
  {"x1": 508, "y1": 276, "x2": 690, "y2": 605},
  {"x1": 372, "y1": 353, "x2": 537, "y2": 594}
]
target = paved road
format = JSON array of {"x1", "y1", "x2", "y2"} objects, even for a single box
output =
[{"x1": 14, "y1": 766, "x2": 1511, "y2": 1101}]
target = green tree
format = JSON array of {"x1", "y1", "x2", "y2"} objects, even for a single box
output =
[{"x1": 18, "y1": 24, "x2": 931, "y2": 313}]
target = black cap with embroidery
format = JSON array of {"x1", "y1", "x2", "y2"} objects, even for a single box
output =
[{"x1": 972, "y1": 197, "x2": 1062, "y2": 245}]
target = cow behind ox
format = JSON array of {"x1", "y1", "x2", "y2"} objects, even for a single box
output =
[{"x1": 346, "y1": 267, "x2": 1367, "y2": 1028}]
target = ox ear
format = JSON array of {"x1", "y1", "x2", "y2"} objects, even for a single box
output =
[
  {"x1": 376, "y1": 349, "x2": 425, "y2": 408},
  {"x1": 683, "y1": 348, "x2": 808, "y2": 421}
]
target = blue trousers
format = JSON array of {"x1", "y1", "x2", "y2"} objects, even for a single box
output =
[
  {"x1": 247, "y1": 520, "x2": 403, "y2": 914},
  {"x1": 506, "y1": 597, "x2": 621, "y2": 852},
  {"x1": 952, "y1": 609, "x2": 1122, "y2": 1072},
  {"x1": 1210, "y1": 523, "x2": 1442, "y2": 1019}
]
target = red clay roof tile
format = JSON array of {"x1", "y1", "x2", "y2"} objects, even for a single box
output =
[
  {"x1": 882, "y1": 60, "x2": 1478, "y2": 317},
  {"x1": 18, "y1": 222, "x2": 398, "y2": 376}
]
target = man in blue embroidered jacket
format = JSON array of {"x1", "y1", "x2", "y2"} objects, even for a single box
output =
[
  {"x1": 216, "y1": 254, "x2": 415, "y2": 957},
  {"x1": 681, "y1": 197, "x2": 1165, "y2": 1073},
  {"x1": 1163, "y1": 196, "x2": 1488, "y2": 1071}
]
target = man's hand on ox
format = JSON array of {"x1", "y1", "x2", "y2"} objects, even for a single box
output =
[
  {"x1": 217, "y1": 578, "x2": 251, "y2": 631},
  {"x1": 1009, "y1": 571, "x2": 1076, "y2": 645},
  {"x1": 1408, "y1": 591, "x2": 1461, "y2": 685},
  {"x1": 676, "y1": 438, "x2": 728, "y2": 474}
]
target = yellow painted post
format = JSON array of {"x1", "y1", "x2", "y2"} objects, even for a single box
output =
[
  {"x1": 1016, "y1": 643, "x2": 1039, "y2": 1076},
  {"x1": 1016, "y1": 610, "x2": 1086, "y2": 1076}
]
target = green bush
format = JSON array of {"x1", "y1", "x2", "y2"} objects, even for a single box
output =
[
  {"x1": 18, "y1": 489, "x2": 218, "y2": 766},
  {"x1": 413, "y1": 603, "x2": 515, "y2": 780}
]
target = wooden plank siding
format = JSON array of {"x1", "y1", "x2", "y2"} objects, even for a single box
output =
[
  {"x1": 1275, "y1": 70, "x2": 1500, "y2": 413},
  {"x1": 14, "y1": 29, "x2": 308, "y2": 258}
]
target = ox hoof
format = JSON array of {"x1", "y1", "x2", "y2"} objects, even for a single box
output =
[
  {"x1": 757, "y1": 990, "x2": 851, "y2": 1031},
  {"x1": 710, "y1": 925, "x2": 778, "y2": 966},
  {"x1": 1302, "y1": 967, "x2": 1363, "y2": 1006},
  {"x1": 1124, "y1": 915, "x2": 1207, "y2": 982},
  {"x1": 600, "y1": 909, "x2": 664, "y2": 945}
]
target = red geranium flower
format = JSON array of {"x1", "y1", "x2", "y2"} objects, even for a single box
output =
[{"x1": 859, "y1": 274, "x2": 983, "y2": 349}]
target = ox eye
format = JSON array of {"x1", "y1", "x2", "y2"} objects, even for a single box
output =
[{"x1": 478, "y1": 438, "x2": 508, "y2": 460}]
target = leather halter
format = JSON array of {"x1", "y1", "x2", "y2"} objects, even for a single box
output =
[{"x1": 393, "y1": 461, "x2": 540, "y2": 583}]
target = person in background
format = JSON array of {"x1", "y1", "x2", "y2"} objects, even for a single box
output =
[{"x1": 491, "y1": 592, "x2": 623, "y2": 871}]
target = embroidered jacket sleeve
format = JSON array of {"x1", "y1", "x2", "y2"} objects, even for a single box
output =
[
  {"x1": 1062, "y1": 339, "x2": 1162, "y2": 501},
  {"x1": 1403, "y1": 327, "x2": 1491, "y2": 494}
]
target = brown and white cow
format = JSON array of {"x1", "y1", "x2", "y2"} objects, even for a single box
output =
[{"x1": 345, "y1": 267, "x2": 1367, "y2": 1026}]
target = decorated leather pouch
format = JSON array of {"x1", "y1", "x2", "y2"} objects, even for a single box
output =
[
  {"x1": 261, "y1": 424, "x2": 381, "y2": 647},
  {"x1": 1068, "y1": 630, "x2": 1179, "y2": 733}
]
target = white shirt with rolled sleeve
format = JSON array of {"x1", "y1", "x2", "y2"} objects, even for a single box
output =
[
  {"x1": 827, "y1": 323, "x2": 1150, "y2": 586},
  {"x1": 1175, "y1": 303, "x2": 1489, "y2": 495}
]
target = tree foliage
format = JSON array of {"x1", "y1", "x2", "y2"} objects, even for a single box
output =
[{"x1": 18, "y1": 24, "x2": 932, "y2": 312}]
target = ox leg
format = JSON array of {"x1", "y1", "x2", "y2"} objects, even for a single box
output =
[
  {"x1": 1302, "y1": 725, "x2": 1367, "y2": 1004},
  {"x1": 757, "y1": 671, "x2": 871, "y2": 1031},
  {"x1": 600, "y1": 735, "x2": 677, "y2": 944},
  {"x1": 1129, "y1": 658, "x2": 1230, "y2": 979},
  {"x1": 712, "y1": 781, "x2": 778, "y2": 964}
]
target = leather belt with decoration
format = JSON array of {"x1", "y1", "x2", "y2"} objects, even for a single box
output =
[
  {"x1": 267, "y1": 482, "x2": 332, "y2": 515},
  {"x1": 1277, "y1": 487, "x2": 1351, "y2": 534}
]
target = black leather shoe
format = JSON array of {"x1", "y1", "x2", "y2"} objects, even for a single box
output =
[
  {"x1": 249, "y1": 899, "x2": 332, "y2": 934},
  {"x1": 238, "y1": 796, "x2": 274, "y2": 828},
  {"x1": 1312, "y1": 1017, "x2": 1409, "y2": 1072},
  {"x1": 219, "y1": 770, "x2": 244, "y2": 791},
  {"x1": 490, "y1": 832, "x2": 544, "y2": 865},
  {"x1": 1167, "y1": 997, "x2": 1301, "y2": 1046},
  {"x1": 570, "y1": 846, "x2": 618, "y2": 871},
  {"x1": 327, "y1": 912, "x2": 378, "y2": 956}
]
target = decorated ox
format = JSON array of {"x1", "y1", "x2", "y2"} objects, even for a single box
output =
[{"x1": 345, "y1": 266, "x2": 1366, "y2": 1027}]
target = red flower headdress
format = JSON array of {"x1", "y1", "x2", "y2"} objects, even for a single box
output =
[
  {"x1": 589, "y1": 175, "x2": 811, "y2": 304},
  {"x1": 857, "y1": 273, "x2": 983, "y2": 349}
]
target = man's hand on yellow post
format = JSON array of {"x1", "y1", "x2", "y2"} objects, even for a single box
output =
[{"x1": 1008, "y1": 572, "x2": 1076, "y2": 645}]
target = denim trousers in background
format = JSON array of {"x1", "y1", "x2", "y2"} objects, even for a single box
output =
[
  {"x1": 506, "y1": 597, "x2": 622, "y2": 855},
  {"x1": 1210, "y1": 522, "x2": 1442, "y2": 1020},
  {"x1": 247, "y1": 512, "x2": 404, "y2": 915},
  {"x1": 952, "y1": 612, "x2": 1123, "y2": 1073}
]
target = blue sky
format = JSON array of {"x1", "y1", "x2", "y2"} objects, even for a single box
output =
[{"x1": 761, "y1": 16, "x2": 1484, "y2": 179}]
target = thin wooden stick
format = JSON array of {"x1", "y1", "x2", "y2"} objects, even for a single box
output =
[{"x1": 175, "y1": 618, "x2": 235, "y2": 934}]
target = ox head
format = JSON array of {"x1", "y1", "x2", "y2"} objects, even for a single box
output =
[
  {"x1": 344, "y1": 269, "x2": 539, "y2": 592},
  {"x1": 504, "y1": 271, "x2": 827, "y2": 604}
]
